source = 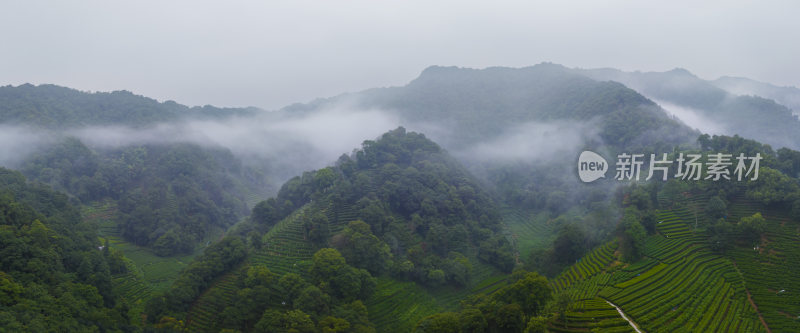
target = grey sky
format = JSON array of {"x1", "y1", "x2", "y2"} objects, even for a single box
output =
[{"x1": 2, "y1": 0, "x2": 798, "y2": 110}]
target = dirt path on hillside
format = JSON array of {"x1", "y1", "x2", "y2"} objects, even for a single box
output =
[
  {"x1": 605, "y1": 300, "x2": 644, "y2": 333},
  {"x1": 745, "y1": 289, "x2": 771, "y2": 333},
  {"x1": 733, "y1": 261, "x2": 771, "y2": 333}
]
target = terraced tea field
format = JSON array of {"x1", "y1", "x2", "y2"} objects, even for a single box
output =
[
  {"x1": 184, "y1": 203, "x2": 318, "y2": 332},
  {"x1": 366, "y1": 254, "x2": 508, "y2": 333},
  {"x1": 549, "y1": 241, "x2": 633, "y2": 332},
  {"x1": 502, "y1": 207, "x2": 557, "y2": 260},
  {"x1": 726, "y1": 195, "x2": 800, "y2": 332},
  {"x1": 551, "y1": 197, "x2": 769, "y2": 332},
  {"x1": 82, "y1": 201, "x2": 202, "y2": 293}
]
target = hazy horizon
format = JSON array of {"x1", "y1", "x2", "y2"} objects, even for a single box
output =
[{"x1": 2, "y1": 1, "x2": 799, "y2": 109}]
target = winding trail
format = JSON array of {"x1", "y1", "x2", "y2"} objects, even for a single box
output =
[{"x1": 605, "y1": 300, "x2": 644, "y2": 333}]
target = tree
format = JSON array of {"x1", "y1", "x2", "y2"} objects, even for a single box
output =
[
  {"x1": 276, "y1": 273, "x2": 309, "y2": 308},
  {"x1": 252, "y1": 198, "x2": 279, "y2": 226},
  {"x1": 310, "y1": 248, "x2": 347, "y2": 282},
  {"x1": 282, "y1": 309, "x2": 316, "y2": 333},
  {"x1": 427, "y1": 269, "x2": 446, "y2": 286},
  {"x1": 706, "y1": 196, "x2": 727, "y2": 219},
  {"x1": 552, "y1": 223, "x2": 587, "y2": 264},
  {"x1": 495, "y1": 304, "x2": 525, "y2": 333},
  {"x1": 459, "y1": 308, "x2": 488, "y2": 333},
  {"x1": 498, "y1": 272, "x2": 552, "y2": 316},
  {"x1": 709, "y1": 218, "x2": 734, "y2": 253},
  {"x1": 554, "y1": 291, "x2": 572, "y2": 322},
  {"x1": 337, "y1": 220, "x2": 391, "y2": 274},
  {"x1": 413, "y1": 312, "x2": 460, "y2": 333},
  {"x1": 745, "y1": 168, "x2": 800, "y2": 205},
  {"x1": 245, "y1": 265, "x2": 274, "y2": 287},
  {"x1": 738, "y1": 212, "x2": 766, "y2": 244},
  {"x1": 332, "y1": 301, "x2": 374, "y2": 332},
  {"x1": 255, "y1": 309, "x2": 316, "y2": 333},
  {"x1": 627, "y1": 186, "x2": 653, "y2": 211},
  {"x1": 525, "y1": 316, "x2": 548, "y2": 333},
  {"x1": 305, "y1": 212, "x2": 331, "y2": 246},
  {"x1": 619, "y1": 212, "x2": 646, "y2": 262},
  {"x1": 254, "y1": 309, "x2": 283, "y2": 333},
  {"x1": 318, "y1": 316, "x2": 350, "y2": 333},
  {"x1": 791, "y1": 199, "x2": 800, "y2": 221},
  {"x1": 296, "y1": 285, "x2": 331, "y2": 317},
  {"x1": 310, "y1": 248, "x2": 376, "y2": 302}
]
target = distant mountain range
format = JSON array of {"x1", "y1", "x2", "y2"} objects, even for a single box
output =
[{"x1": 577, "y1": 67, "x2": 800, "y2": 150}]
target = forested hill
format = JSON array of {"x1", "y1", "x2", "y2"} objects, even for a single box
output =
[
  {"x1": 149, "y1": 128, "x2": 516, "y2": 332},
  {"x1": 712, "y1": 75, "x2": 800, "y2": 116},
  {"x1": 248, "y1": 127, "x2": 513, "y2": 275},
  {"x1": 0, "y1": 168, "x2": 130, "y2": 331},
  {"x1": 578, "y1": 67, "x2": 800, "y2": 150},
  {"x1": 18, "y1": 137, "x2": 267, "y2": 256},
  {"x1": 0, "y1": 83, "x2": 257, "y2": 128},
  {"x1": 288, "y1": 63, "x2": 696, "y2": 150}
]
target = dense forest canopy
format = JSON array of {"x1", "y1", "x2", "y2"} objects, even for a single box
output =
[
  {"x1": 249, "y1": 127, "x2": 513, "y2": 276},
  {"x1": 0, "y1": 168, "x2": 130, "y2": 331},
  {"x1": 0, "y1": 84, "x2": 257, "y2": 128},
  {"x1": 18, "y1": 137, "x2": 266, "y2": 256}
]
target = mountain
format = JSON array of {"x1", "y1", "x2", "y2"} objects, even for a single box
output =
[
  {"x1": 577, "y1": 67, "x2": 800, "y2": 150},
  {"x1": 292, "y1": 64, "x2": 695, "y2": 151},
  {"x1": 6, "y1": 63, "x2": 800, "y2": 332},
  {"x1": 148, "y1": 128, "x2": 516, "y2": 332},
  {"x1": 0, "y1": 84, "x2": 275, "y2": 256},
  {"x1": 18, "y1": 137, "x2": 270, "y2": 256},
  {"x1": 0, "y1": 83, "x2": 257, "y2": 128},
  {"x1": 286, "y1": 64, "x2": 699, "y2": 247},
  {"x1": 712, "y1": 76, "x2": 800, "y2": 116}
]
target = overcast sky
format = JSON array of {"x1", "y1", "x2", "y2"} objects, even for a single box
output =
[{"x1": 2, "y1": 0, "x2": 798, "y2": 110}]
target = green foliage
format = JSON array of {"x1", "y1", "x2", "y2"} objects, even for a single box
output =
[
  {"x1": 255, "y1": 309, "x2": 316, "y2": 333},
  {"x1": 459, "y1": 308, "x2": 488, "y2": 333},
  {"x1": 413, "y1": 312, "x2": 461, "y2": 333},
  {"x1": 524, "y1": 316, "x2": 548, "y2": 333},
  {"x1": 0, "y1": 83, "x2": 253, "y2": 128},
  {"x1": 318, "y1": 315, "x2": 351, "y2": 332},
  {"x1": 336, "y1": 220, "x2": 391, "y2": 274},
  {"x1": 551, "y1": 223, "x2": 587, "y2": 264},
  {"x1": 708, "y1": 218, "x2": 734, "y2": 253},
  {"x1": 147, "y1": 236, "x2": 247, "y2": 320},
  {"x1": 618, "y1": 210, "x2": 647, "y2": 262},
  {"x1": 413, "y1": 269, "x2": 552, "y2": 333},
  {"x1": 296, "y1": 285, "x2": 331, "y2": 317},
  {"x1": 22, "y1": 140, "x2": 259, "y2": 255},
  {"x1": 495, "y1": 272, "x2": 553, "y2": 316},
  {"x1": 311, "y1": 248, "x2": 377, "y2": 302},
  {"x1": 706, "y1": 195, "x2": 727, "y2": 219},
  {"x1": 0, "y1": 168, "x2": 128, "y2": 331},
  {"x1": 249, "y1": 127, "x2": 508, "y2": 285},
  {"x1": 478, "y1": 235, "x2": 515, "y2": 273},
  {"x1": 738, "y1": 212, "x2": 766, "y2": 244},
  {"x1": 745, "y1": 167, "x2": 800, "y2": 206}
]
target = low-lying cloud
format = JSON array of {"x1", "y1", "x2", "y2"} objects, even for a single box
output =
[
  {"x1": 653, "y1": 100, "x2": 725, "y2": 135},
  {"x1": 65, "y1": 104, "x2": 402, "y2": 181},
  {"x1": 454, "y1": 121, "x2": 599, "y2": 164},
  {"x1": 0, "y1": 125, "x2": 57, "y2": 167}
]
